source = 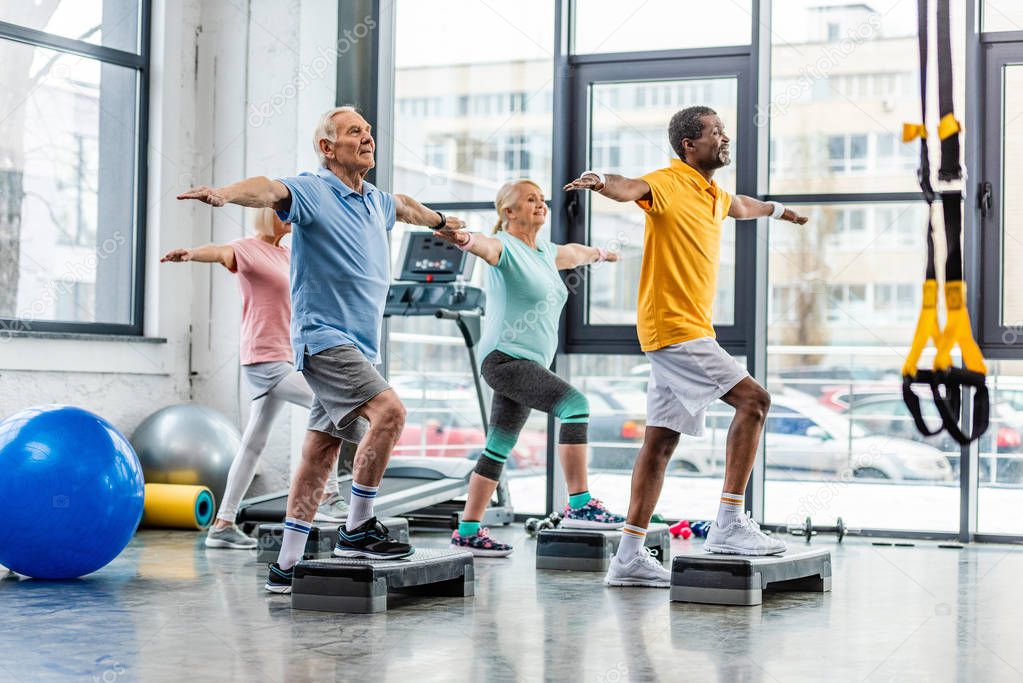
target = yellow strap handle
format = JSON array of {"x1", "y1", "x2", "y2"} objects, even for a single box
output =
[
  {"x1": 937, "y1": 113, "x2": 961, "y2": 140},
  {"x1": 933, "y1": 281, "x2": 987, "y2": 375},
  {"x1": 902, "y1": 280, "x2": 941, "y2": 377},
  {"x1": 902, "y1": 122, "x2": 927, "y2": 143}
]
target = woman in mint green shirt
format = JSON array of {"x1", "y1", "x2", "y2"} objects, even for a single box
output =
[{"x1": 441, "y1": 180, "x2": 626, "y2": 557}]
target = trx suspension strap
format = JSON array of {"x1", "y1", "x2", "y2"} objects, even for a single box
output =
[{"x1": 901, "y1": 0, "x2": 989, "y2": 445}]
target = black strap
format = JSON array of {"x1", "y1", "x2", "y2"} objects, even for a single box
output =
[
  {"x1": 915, "y1": 0, "x2": 934, "y2": 203},
  {"x1": 903, "y1": 372, "x2": 952, "y2": 437},
  {"x1": 903, "y1": 0, "x2": 939, "y2": 435},
  {"x1": 931, "y1": 367, "x2": 989, "y2": 445},
  {"x1": 936, "y1": 0, "x2": 962, "y2": 182},
  {"x1": 903, "y1": 0, "x2": 988, "y2": 446}
]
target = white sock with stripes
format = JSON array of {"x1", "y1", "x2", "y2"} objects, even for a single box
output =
[
  {"x1": 346, "y1": 481, "x2": 379, "y2": 531},
  {"x1": 277, "y1": 517, "x2": 311, "y2": 570},
  {"x1": 716, "y1": 491, "x2": 745, "y2": 527},
  {"x1": 617, "y1": 524, "x2": 647, "y2": 560}
]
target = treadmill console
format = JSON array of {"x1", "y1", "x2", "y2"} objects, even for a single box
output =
[
  {"x1": 396, "y1": 231, "x2": 474, "y2": 283},
  {"x1": 387, "y1": 231, "x2": 485, "y2": 317}
]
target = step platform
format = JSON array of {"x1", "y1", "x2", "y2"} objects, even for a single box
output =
[
  {"x1": 291, "y1": 548, "x2": 474, "y2": 613},
  {"x1": 255, "y1": 518, "x2": 410, "y2": 564},
  {"x1": 670, "y1": 547, "x2": 831, "y2": 606},
  {"x1": 536, "y1": 523, "x2": 670, "y2": 572}
]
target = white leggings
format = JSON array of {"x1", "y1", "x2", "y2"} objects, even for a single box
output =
[{"x1": 216, "y1": 372, "x2": 339, "y2": 522}]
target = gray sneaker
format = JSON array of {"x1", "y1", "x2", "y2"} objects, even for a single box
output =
[
  {"x1": 313, "y1": 494, "x2": 349, "y2": 523},
  {"x1": 204, "y1": 524, "x2": 257, "y2": 549}
]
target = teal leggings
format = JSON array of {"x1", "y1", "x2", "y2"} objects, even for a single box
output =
[{"x1": 474, "y1": 350, "x2": 589, "y2": 481}]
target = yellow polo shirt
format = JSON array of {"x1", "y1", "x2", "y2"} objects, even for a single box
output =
[{"x1": 634, "y1": 158, "x2": 731, "y2": 352}]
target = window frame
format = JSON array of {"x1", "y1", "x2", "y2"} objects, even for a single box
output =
[{"x1": 0, "y1": 6, "x2": 150, "y2": 336}]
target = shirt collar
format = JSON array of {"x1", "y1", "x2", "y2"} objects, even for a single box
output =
[
  {"x1": 316, "y1": 166, "x2": 376, "y2": 198},
  {"x1": 670, "y1": 158, "x2": 717, "y2": 196}
]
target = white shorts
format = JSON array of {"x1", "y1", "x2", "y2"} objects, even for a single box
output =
[{"x1": 645, "y1": 337, "x2": 749, "y2": 437}]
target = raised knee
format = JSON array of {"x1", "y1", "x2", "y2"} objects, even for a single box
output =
[
  {"x1": 744, "y1": 389, "x2": 771, "y2": 423},
  {"x1": 378, "y1": 401, "x2": 406, "y2": 435},
  {"x1": 556, "y1": 391, "x2": 589, "y2": 423}
]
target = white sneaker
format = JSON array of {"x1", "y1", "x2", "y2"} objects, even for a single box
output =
[
  {"x1": 204, "y1": 524, "x2": 257, "y2": 549},
  {"x1": 603, "y1": 547, "x2": 671, "y2": 588},
  {"x1": 704, "y1": 515, "x2": 787, "y2": 556},
  {"x1": 313, "y1": 494, "x2": 348, "y2": 523}
]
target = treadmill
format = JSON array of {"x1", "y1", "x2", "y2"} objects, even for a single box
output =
[{"x1": 236, "y1": 231, "x2": 513, "y2": 529}]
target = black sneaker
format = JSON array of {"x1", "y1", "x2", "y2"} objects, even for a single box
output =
[
  {"x1": 334, "y1": 517, "x2": 414, "y2": 559},
  {"x1": 265, "y1": 562, "x2": 294, "y2": 594}
]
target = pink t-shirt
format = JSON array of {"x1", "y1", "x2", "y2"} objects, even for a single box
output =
[{"x1": 230, "y1": 237, "x2": 292, "y2": 365}]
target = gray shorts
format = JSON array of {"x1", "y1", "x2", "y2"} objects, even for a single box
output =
[
  {"x1": 241, "y1": 361, "x2": 294, "y2": 400},
  {"x1": 303, "y1": 344, "x2": 391, "y2": 443},
  {"x1": 646, "y1": 337, "x2": 749, "y2": 437}
]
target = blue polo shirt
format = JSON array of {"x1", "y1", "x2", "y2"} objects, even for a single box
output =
[{"x1": 275, "y1": 167, "x2": 396, "y2": 369}]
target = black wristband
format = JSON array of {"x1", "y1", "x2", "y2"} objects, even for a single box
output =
[{"x1": 432, "y1": 212, "x2": 446, "y2": 230}]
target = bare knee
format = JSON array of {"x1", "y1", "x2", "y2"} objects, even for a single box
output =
[
  {"x1": 741, "y1": 388, "x2": 771, "y2": 424},
  {"x1": 366, "y1": 391, "x2": 406, "y2": 437}
]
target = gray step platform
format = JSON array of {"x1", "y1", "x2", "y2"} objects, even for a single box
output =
[
  {"x1": 255, "y1": 518, "x2": 410, "y2": 563},
  {"x1": 536, "y1": 523, "x2": 670, "y2": 572},
  {"x1": 670, "y1": 547, "x2": 832, "y2": 606},
  {"x1": 292, "y1": 548, "x2": 474, "y2": 614}
]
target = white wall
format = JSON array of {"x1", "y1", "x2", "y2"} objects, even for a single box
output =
[{"x1": 0, "y1": 0, "x2": 340, "y2": 497}]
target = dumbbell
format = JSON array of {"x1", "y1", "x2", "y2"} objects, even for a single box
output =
[
  {"x1": 669, "y1": 520, "x2": 693, "y2": 540},
  {"x1": 524, "y1": 517, "x2": 541, "y2": 536}
]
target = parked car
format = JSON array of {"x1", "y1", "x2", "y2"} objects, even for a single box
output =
[
  {"x1": 775, "y1": 366, "x2": 900, "y2": 397},
  {"x1": 588, "y1": 383, "x2": 951, "y2": 481},
  {"x1": 394, "y1": 396, "x2": 545, "y2": 470},
  {"x1": 843, "y1": 393, "x2": 1023, "y2": 484}
]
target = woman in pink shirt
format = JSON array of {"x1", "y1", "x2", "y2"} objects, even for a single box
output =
[{"x1": 162, "y1": 209, "x2": 346, "y2": 549}]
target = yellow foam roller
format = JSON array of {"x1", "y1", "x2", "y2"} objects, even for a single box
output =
[{"x1": 142, "y1": 483, "x2": 215, "y2": 530}]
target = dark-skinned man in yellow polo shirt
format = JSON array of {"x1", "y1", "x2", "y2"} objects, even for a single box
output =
[{"x1": 565, "y1": 105, "x2": 809, "y2": 587}]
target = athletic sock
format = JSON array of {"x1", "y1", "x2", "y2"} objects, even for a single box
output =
[
  {"x1": 278, "y1": 517, "x2": 312, "y2": 570},
  {"x1": 617, "y1": 524, "x2": 647, "y2": 560},
  {"x1": 346, "y1": 481, "x2": 378, "y2": 530},
  {"x1": 568, "y1": 490, "x2": 592, "y2": 510},
  {"x1": 458, "y1": 520, "x2": 481, "y2": 537},
  {"x1": 716, "y1": 491, "x2": 745, "y2": 527}
]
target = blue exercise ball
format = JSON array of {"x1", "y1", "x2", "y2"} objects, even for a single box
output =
[{"x1": 0, "y1": 405, "x2": 145, "y2": 579}]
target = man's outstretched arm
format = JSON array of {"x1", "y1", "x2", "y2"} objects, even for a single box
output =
[
  {"x1": 729, "y1": 195, "x2": 808, "y2": 224},
  {"x1": 177, "y1": 177, "x2": 292, "y2": 212},
  {"x1": 393, "y1": 193, "x2": 466, "y2": 231},
  {"x1": 563, "y1": 172, "x2": 652, "y2": 204}
]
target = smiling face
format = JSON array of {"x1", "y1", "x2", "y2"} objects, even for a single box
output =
[
  {"x1": 504, "y1": 182, "x2": 547, "y2": 230},
  {"x1": 321, "y1": 110, "x2": 375, "y2": 174},
  {"x1": 686, "y1": 114, "x2": 731, "y2": 170}
]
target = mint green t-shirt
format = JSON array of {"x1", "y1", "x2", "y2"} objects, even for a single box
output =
[{"x1": 479, "y1": 231, "x2": 568, "y2": 368}]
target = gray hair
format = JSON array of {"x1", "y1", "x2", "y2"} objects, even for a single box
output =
[
  {"x1": 313, "y1": 105, "x2": 359, "y2": 166},
  {"x1": 668, "y1": 105, "x2": 717, "y2": 160}
]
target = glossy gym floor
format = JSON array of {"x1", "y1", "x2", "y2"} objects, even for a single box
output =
[{"x1": 3, "y1": 530, "x2": 1022, "y2": 682}]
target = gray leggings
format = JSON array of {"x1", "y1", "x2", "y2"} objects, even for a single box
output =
[{"x1": 475, "y1": 350, "x2": 589, "y2": 481}]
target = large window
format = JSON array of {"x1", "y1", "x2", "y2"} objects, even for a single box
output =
[
  {"x1": 766, "y1": 202, "x2": 959, "y2": 532},
  {"x1": 769, "y1": 1, "x2": 964, "y2": 195},
  {"x1": 763, "y1": 0, "x2": 972, "y2": 534},
  {"x1": 0, "y1": 1, "x2": 148, "y2": 335},
  {"x1": 392, "y1": 0, "x2": 554, "y2": 204},
  {"x1": 390, "y1": 1, "x2": 555, "y2": 513},
  {"x1": 572, "y1": 0, "x2": 753, "y2": 54},
  {"x1": 381, "y1": 1, "x2": 1023, "y2": 541}
]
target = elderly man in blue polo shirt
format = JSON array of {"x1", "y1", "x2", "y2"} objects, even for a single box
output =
[{"x1": 178, "y1": 106, "x2": 465, "y2": 593}]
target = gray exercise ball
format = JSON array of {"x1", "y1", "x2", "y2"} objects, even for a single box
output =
[{"x1": 131, "y1": 403, "x2": 241, "y2": 504}]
